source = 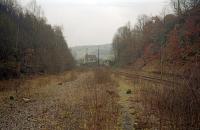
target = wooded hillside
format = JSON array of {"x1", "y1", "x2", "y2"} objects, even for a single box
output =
[
  {"x1": 112, "y1": 1, "x2": 200, "y2": 129},
  {"x1": 112, "y1": 0, "x2": 200, "y2": 73},
  {"x1": 0, "y1": 0, "x2": 74, "y2": 79}
]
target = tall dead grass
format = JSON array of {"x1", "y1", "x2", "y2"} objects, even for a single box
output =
[
  {"x1": 94, "y1": 68, "x2": 112, "y2": 84},
  {"x1": 0, "y1": 70, "x2": 78, "y2": 101},
  {"x1": 131, "y1": 64, "x2": 200, "y2": 130},
  {"x1": 63, "y1": 69, "x2": 120, "y2": 130}
]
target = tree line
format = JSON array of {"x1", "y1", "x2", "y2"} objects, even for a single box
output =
[
  {"x1": 0, "y1": 0, "x2": 74, "y2": 79},
  {"x1": 112, "y1": 0, "x2": 200, "y2": 67}
]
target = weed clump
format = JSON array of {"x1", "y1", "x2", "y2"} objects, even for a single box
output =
[
  {"x1": 94, "y1": 68, "x2": 111, "y2": 84},
  {"x1": 10, "y1": 96, "x2": 14, "y2": 100},
  {"x1": 131, "y1": 65, "x2": 200, "y2": 129},
  {"x1": 126, "y1": 89, "x2": 132, "y2": 94}
]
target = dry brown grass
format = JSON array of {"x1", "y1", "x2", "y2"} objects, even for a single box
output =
[
  {"x1": 0, "y1": 70, "x2": 78, "y2": 89},
  {"x1": 94, "y1": 68, "x2": 112, "y2": 84},
  {"x1": 0, "y1": 69, "x2": 120, "y2": 130},
  {"x1": 0, "y1": 70, "x2": 78, "y2": 102},
  {"x1": 131, "y1": 64, "x2": 200, "y2": 130},
  {"x1": 61, "y1": 69, "x2": 120, "y2": 130},
  {"x1": 0, "y1": 79, "x2": 20, "y2": 91}
]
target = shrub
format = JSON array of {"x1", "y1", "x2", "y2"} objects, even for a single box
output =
[
  {"x1": 94, "y1": 68, "x2": 112, "y2": 84},
  {"x1": 126, "y1": 89, "x2": 132, "y2": 94}
]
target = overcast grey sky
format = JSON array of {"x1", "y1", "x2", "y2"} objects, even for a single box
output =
[{"x1": 22, "y1": 0, "x2": 170, "y2": 47}]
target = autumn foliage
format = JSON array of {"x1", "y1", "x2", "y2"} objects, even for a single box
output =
[
  {"x1": 112, "y1": 1, "x2": 200, "y2": 129},
  {"x1": 112, "y1": 2, "x2": 200, "y2": 68}
]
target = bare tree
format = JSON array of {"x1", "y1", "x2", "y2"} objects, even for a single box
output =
[
  {"x1": 171, "y1": 0, "x2": 200, "y2": 15},
  {"x1": 26, "y1": 0, "x2": 43, "y2": 18},
  {"x1": 136, "y1": 14, "x2": 149, "y2": 32}
]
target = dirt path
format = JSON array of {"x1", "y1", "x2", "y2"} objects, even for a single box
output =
[{"x1": 115, "y1": 76, "x2": 135, "y2": 130}]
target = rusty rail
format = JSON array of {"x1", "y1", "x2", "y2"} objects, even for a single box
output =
[{"x1": 112, "y1": 70, "x2": 183, "y2": 86}]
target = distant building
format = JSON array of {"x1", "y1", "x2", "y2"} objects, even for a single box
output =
[{"x1": 84, "y1": 54, "x2": 97, "y2": 64}]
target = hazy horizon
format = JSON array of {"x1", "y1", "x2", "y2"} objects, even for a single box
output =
[{"x1": 21, "y1": 0, "x2": 170, "y2": 47}]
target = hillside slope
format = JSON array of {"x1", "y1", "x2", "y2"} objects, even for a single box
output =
[{"x1": 112, "y1": 3, "x2": 200, "y2": 76}]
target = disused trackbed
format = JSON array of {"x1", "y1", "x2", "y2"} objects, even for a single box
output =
[{"x1": 113, "y1": 70, "x2": 181, "y2": 86}]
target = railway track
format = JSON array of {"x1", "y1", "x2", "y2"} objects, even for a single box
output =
[{"x1": 113, "y1": 70, "x2": 182, "y2": 86}]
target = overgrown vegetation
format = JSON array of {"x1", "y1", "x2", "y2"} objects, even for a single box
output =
[
  {"x1": 0, "y1": 69, "x2": 120, "y2": 129},
  {"x1": 74, "y1": 70, "x2": 119, "y2": 130},
  {"x1": 94, "y1": 68, "x2": 112, "y2": 84},
  {"x1": 112, "y1": 1, "x2": 200, "y2": 129},
  {"x1": 131, "y1": 64, "x2": 200, "y2": 129},
  {"x1": 0, "y1": 0, "x2": 74, "y2": 79}
]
